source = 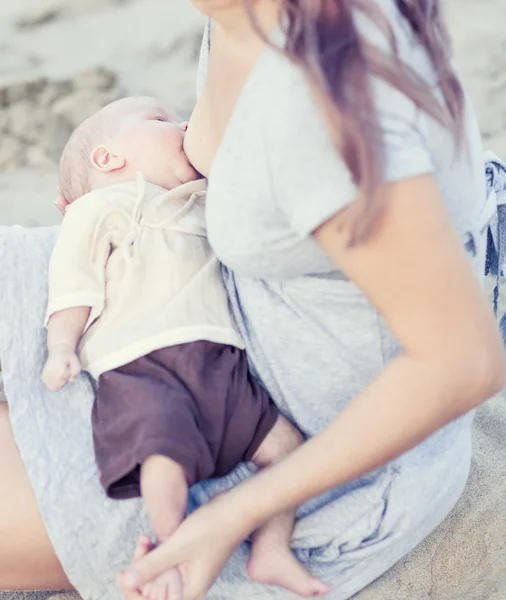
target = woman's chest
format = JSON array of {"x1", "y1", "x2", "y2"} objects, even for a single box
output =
[
  {"x1": 184, "y1": 30, "x2": 263, "y2": 179},
  {"x1": 185, "y1": 31, "x2": 337, "y2": 280},
  {"x1": 204, "y1": 125, "x2": 336, "y2": 280}
]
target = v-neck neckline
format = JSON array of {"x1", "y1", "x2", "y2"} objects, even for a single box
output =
[{"x1": 203, "y1": 19, "x2": 283, "y2": 182}]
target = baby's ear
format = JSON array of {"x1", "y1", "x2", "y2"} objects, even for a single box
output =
[{"x1": 90, "y1": 145, "x2": 125, "y2": 172}]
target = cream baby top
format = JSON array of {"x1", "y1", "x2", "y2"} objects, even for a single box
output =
[{"x1": 45, "y1": 176, "x2": 245, "y2": 379}]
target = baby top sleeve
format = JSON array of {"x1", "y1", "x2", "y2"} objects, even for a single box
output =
[{"x1": 45, "y1": 190, "x2": 114, "y2": 331}]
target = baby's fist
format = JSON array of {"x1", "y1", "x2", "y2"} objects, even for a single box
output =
[{"x1": 42, "y1": 348, "x2": 81, "y2": 391}]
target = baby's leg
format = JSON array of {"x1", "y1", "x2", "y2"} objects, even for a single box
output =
[
  {"x1": 140, "y1": 455, "x2": 188, "y2": 600},
  {"x1": 247, "y1": 416, "x2": 330, "y2": 597}
]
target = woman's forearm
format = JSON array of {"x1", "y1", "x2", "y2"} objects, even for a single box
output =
[{"x1": 229, "y1": 353, "x2": 500, "y2": 534}]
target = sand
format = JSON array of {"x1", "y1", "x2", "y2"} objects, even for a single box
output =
[{"x1": 1, "y1": 1, "x2": 506, "y2": 598}]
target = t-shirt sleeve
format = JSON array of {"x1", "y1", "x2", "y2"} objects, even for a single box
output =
[
  {"x1": 267, "y1": 64, "x2": 435, "y2": 239},
  {"x1": 45, "y1": 194, "x2": 111, "y2": 330},
  {"x1": 373, "y1": 76, "x2": 436, "y2": 182}
]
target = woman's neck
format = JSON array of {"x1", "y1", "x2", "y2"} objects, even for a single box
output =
[{"x1": 193, "y1": 0, "x2": 280, "y2": 40}]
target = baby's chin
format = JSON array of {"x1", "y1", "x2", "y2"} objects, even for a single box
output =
[
  {"x1": 128, "y1": 153, "x2": 203, "y2": 190},
  {"x1": 173, "y1": 158, "x2": 204, "y2": 186}
]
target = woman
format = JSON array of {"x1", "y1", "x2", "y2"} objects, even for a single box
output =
[
  {"x1": 118, "y1": 0, "x2": 506, "y2": 597},
  {"x1": 0, "y1": 0, "x2": 504, "y2": 599}
]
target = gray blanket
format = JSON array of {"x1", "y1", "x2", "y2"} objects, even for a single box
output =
[
  {"x1": 0, "y1": 223, "x2": 505, "y2": 599},
  {"x1": 1, "y1": 386, "x2": 505, "y2": 599}
]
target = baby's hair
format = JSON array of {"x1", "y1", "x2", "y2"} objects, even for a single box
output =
[
  {"x1": 59, "y1": 106, "x2": 119, "y2": 203},
  {"x1": 59, "y1": 117, "x2": 97, "y2": 203}
]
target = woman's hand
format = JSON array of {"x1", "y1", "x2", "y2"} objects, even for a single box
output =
[
  {"x1": 119, "y1": 536, "x2": 154, "y2": 600},
  {"x1": 119, "y1": 493, "x2": 253, "y2": 600}
]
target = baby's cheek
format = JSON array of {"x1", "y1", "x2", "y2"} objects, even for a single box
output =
[
  {"x1": 161, "y1": 132, "x2": 186, "y2": 161},
  {"x1": 140, "y1": 133, "x2": 168, "y2": 163}
]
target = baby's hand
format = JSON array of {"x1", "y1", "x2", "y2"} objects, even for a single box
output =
[{"x1": 42, "y1": 347, "x2": 81, "y2": 391}]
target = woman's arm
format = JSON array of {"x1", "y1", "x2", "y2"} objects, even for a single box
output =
[
  {"x1": 121, "y1": 173, "x2": 506, "y2": 598},
  {"x1": 233, "y1": 174, "x2": 506, "y2": 522}
]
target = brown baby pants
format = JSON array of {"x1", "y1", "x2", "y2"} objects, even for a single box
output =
[{"x1": 91, "y1": 341, "x2": 279, "y2": 499}]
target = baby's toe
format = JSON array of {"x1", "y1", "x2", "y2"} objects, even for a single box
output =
[
  {"x1": 167, "y1": 569, "x2": 183, "y2": 600},
  {"x1": 153, "y1": 578, "x2": 169, "y2": 600},
  {"x1": 141, "y1": 582, "x2": 154, "y2": 598}
]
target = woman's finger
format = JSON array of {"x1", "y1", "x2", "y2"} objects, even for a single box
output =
[
  {"x1": 122, "y1": 542, "x2": 180, "y2": 589},
  {"x1": 118, "y1": 537, "x2": 154, "y2": 599},
  {"x1": 117, "y1": 571, "x2": 144, "y2": 599},
  {"x1": 132, "y1": 535, "x2": 153, "y2": 562}
]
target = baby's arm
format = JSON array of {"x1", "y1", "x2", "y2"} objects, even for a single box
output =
[
  {"x1": 42, "y1": 191, "x2": 113, "y2": 390},
  {"x1": 42, "y1": 306, "x2": 91, "y2": 391}
]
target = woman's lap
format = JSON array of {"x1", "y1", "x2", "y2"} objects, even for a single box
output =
[{"x1": 0, "y1": 225, "x2": 473, "y2": 599}]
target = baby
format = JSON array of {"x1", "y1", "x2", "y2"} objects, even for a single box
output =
[{"x1": 42, "y1": 97, "x2": 329, "y2": 600}]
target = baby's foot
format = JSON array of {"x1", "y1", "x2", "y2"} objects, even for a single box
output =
[
  {"x1": 247, "y1": 544, "x2": 330, "y2": 598},
  {"x1": 42, "y1": 347, "x2": 81, "y2": 391},
  {"x1": 141, "y1": 566, "x2": 183, "y2": 600},
  {"x1": 123, "y1": 535, "x2": 183, "y2": 600}
]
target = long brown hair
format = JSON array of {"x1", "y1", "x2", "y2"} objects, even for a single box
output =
[{"x1": 246, "y1": 0, "x2": 464, "y2": 243}]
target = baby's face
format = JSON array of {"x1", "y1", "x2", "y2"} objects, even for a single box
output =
[{"x1": 94, "y1": 97, "x2": 199, "y2": 190}]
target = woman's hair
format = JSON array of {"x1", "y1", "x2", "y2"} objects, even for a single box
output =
[{"x1": 246, "y1": 0, "x2": 464, "y2": 243}]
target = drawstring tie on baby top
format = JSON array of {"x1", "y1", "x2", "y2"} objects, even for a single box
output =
[
  {"x1": 120, "y1": 172, "x2": 146, "y2": 265},
  {"x1": 89, "y1": 173, "x2": 200, "y2": 266}
]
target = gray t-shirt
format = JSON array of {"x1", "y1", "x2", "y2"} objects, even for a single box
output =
[{"x1": 197, "y1": 0, "x2": 485, "y2": 505}]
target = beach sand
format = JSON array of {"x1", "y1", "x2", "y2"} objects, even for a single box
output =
[{"x1": 1, "y1": 1, "x2": 506, "y2": 598}]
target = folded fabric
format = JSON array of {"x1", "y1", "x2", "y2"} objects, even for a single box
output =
[{"x1": 484, "y1": 152, "x2": 506, "y2": 342}]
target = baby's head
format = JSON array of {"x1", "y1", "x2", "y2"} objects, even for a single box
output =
[{"x1": 59, "y1": 96, "x2": 199, "y2": 202}]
